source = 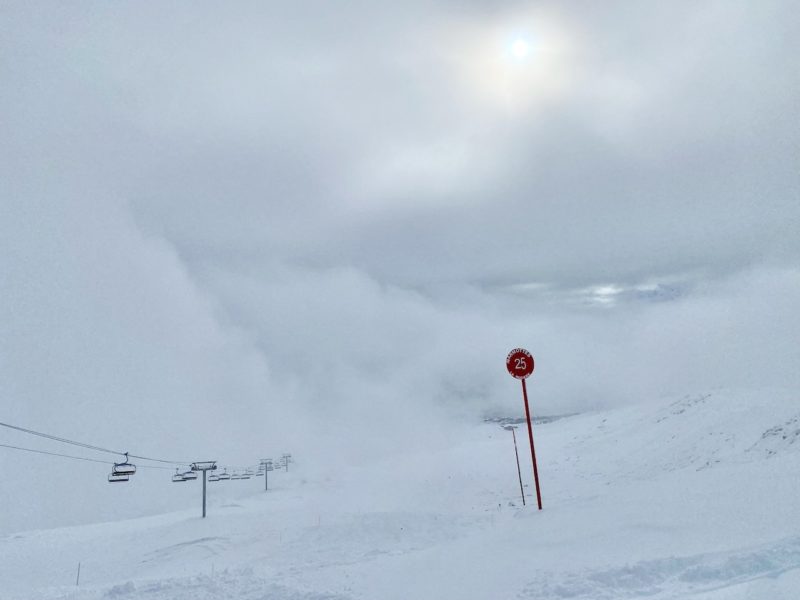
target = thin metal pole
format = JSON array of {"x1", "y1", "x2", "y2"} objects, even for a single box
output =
[
  {"x1": 76, "y1": 562, "x2": 81, "y2": 586},
  {"x1": 265, "y1": 466, "x2": 268, "y2": 492},
  {"x1": 202, "y1": 470, "x2": 207, "y2": 518},
  {"x1": 511, "y1": 428, "x2": 525, "y2": 506},
  {"x1": 521, "y1": 378, "x2": 543, "y2": 510}
]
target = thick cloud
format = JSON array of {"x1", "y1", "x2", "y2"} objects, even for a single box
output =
[{"x1": 0, "y1": 1, "x2": 798, "y2": 532}]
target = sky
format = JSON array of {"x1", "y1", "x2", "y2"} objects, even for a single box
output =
[{"x1": 0, "y1": 1, "x2": 798, "y2": 532}]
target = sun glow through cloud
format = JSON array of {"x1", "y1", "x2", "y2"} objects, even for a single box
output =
[
  {"x1": 438, "y1": 9, "x2": 577, "y2": 114},
  {"x1": 511, "y1": 38, "x2": 530, "y2": 59}
]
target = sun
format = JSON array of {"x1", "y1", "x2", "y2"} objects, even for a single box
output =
[
  {"x1": 511, "y1": 38, "x2": 530, "y2": 59},
  {"x1": 443, "y1": 15, "x2": 574, "y2": 113}
]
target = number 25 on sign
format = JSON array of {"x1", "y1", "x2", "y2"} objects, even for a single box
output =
[{"x1": 505, "y1": 348, "x2": 542, "y2": 509}]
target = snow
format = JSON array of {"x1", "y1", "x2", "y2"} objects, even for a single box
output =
[{"x1": 2, "y1": 389, "x2": 799, "y2": 600}]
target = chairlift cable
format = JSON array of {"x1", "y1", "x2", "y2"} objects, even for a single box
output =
[
  {"x1": 127, "y1": 452, "x2": 191, "y2": 466},
  {"x1": 0, "y1": 442, "x2": 173, "y2": 469},
  {"x1": 0, "y1": 421, "x2": 275, "y2": 474},
  {"x1": 0, "y1": 420, "x2": 192, "y2": 466},
  {"x1": 0, "y1": 421, "x2": 120, "y2": 454}
]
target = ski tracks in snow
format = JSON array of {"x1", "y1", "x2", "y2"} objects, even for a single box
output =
[
  {"x1": 52, "y1": 570, "x2": 352, "y2": 600},
  {"x1": 519, "y1": 535, "x2": 800, "y2": 599},
  {"x1": 140, "y1": 536, "x2": 230, "y2": 564}
]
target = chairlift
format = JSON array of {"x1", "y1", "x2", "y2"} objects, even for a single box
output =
[
  {"x1": 108, "y1": 473, "x2": 129, "y2": 483},
  {"x1": 208, "y1": 474, "x2": 221, "y2": 482},
  {"x1": 113, "y1": 452, "x2": 137, "y2": 476},
  {"x1": 255, "y1": 471, "x2": 264, "y2": 476},
  {"x1": 172, "y1": 468, "x2": 187, "y2": 483},
  {"x1": 181, "y1": 470, "x2": 198, "y2": 480},
  {"x1": 218, "y1": 470, "x2": 231, "y2": 481},
  {"x1": 231, "y1": 473, "x2": 242, "y2": 480}
]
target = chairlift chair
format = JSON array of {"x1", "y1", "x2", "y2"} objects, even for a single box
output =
[
  {"x1": 231, "y1": 473, "x2": 242, "y2": 480},
  {"x1": 108, "y1": 473, "x2": 129, "y2": 483},
  {"x1": 208, "y1": 474, "x2": 221, "y2": 482},
  {"x1": 181, "y1": 470, "x2": 198, "y2": 480},
  {"x1": 112, "y1": 452, "x2": 137, "y2": 476},
  {"x1": 172, "y1": 469, "x2": 187, "y2": 483},
  {"x1": 218, "y1": 470, "x2": 231, "y2": 480}
]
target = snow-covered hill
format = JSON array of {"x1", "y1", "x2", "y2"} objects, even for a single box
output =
[{"x1": 2, "y1": 389, "x2": 799, "y2": 600}]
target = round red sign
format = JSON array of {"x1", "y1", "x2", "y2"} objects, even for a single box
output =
[{"x1": 506, "y1": 348, "x2": 534, "y2": 379}]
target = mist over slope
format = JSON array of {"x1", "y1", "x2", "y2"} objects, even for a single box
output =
[{"x1": 2, "y1": 388, "x2": 798, "y2": 600}]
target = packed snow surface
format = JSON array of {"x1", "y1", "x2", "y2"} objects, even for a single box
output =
[{"x1": 2, "y1": 389, "x2": 799, "y2": 599}]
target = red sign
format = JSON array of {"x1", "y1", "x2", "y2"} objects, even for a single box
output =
[{"x1": 506, "y1": 348, "x2": 534, "y2": 379}]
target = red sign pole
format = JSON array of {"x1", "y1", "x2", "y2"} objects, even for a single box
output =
[
  {"x1": 521, "y1": 378, "x2": 542, "y2": 510},
  {"x1": 506, "y1": 348, "x2": 542, "y2": 510}
]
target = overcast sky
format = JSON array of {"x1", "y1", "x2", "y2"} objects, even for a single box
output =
[{"x1": 1, "y1": 1, "x2": 798, "y2": 532}]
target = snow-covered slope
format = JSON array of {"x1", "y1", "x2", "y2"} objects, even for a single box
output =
[{"x1": 2, "y1": 389, "x2": 799, "y2": 600}]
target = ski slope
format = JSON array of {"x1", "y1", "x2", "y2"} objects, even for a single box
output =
[{"x1": 2, "y1": 389, "x2": 799, "y2": 600}]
